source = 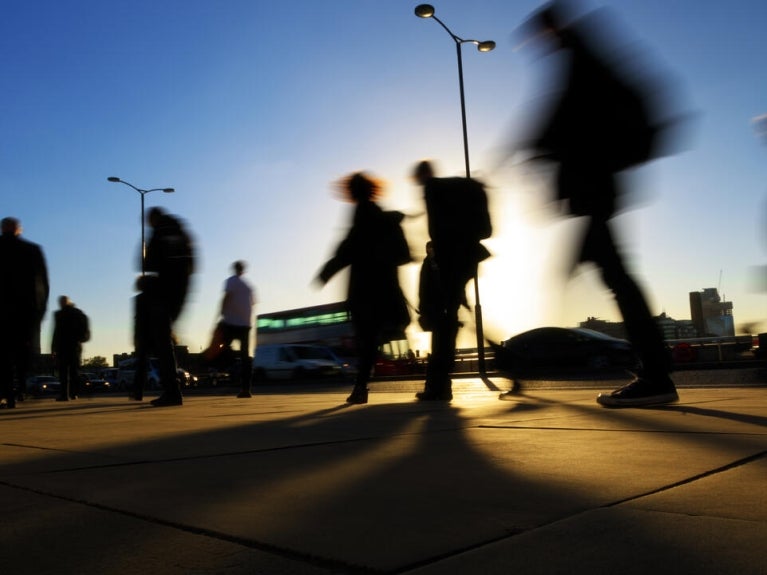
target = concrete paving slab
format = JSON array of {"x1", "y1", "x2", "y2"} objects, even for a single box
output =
[
  {"x1": 625, "y1": 455, "x2": 767, "y2": 522},
  {"x1": 0, "y1": 486, "x2": 335, "y2": 575},
  {"x1": 1, "y1": 384, "x2": 765, "y2": 574},
  {"x1": 404, "y1": 507, "x2": 767, "y2": 575}
]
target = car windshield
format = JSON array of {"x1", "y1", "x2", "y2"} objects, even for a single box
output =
[{"x1": 292, "y1": 346, "x2": 332, "y2": 360}]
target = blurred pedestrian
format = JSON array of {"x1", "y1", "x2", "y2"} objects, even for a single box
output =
[
  {"x1": 417, "y1": 241, "x2": 441, "y2": 333},
  {"x1": 516, "y1": 1, "x2": 678, "y2": 407},
  {"x1": 317, "y1": 172, "x2": 411, "y2": 404},
  {"x1": 51, "y1": 295, "x2": 90, "y2": 401},
  {"x1": 412, "y1": 160, "x2": 492, "y2": 401},
  {"x1": 0, "y1": 217, "x2": 49, "y2": 409},
  {"x1": 131, "y1": 274, "x2": 164, "y2": 401},
  {"x1": 218, "y1": 260, "x2": 255, "y2": 398},
  {"x1": 143, "y1": 207, "x2": 195, "y2": 407}
]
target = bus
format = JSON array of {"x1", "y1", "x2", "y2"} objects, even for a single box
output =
[
  {"x1": 255, "y1": 302, "x2": 415, "y2": 375},
  {"x1": 257, "y1": 302, "x2": 353, "y2": 347}
]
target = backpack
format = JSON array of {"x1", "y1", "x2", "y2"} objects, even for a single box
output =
[
  {"x1": 147, "y1": 214, "x2": 196, "y2": 320},
  {"x1": 380, "y1": 210, "x2": 411, "y2": 267},
  {"x1": 602, "y1": 75, "x2": 662, "y2": 171},
  {"x1": 427, "y1": 177, "x2": 492, "y2": 246},
  {"x1": 76, "y1": 308, "x2": 90, "y2": 343},
  {"x1": 464, "y1": 178, "x2": 492, "y2": 243}
]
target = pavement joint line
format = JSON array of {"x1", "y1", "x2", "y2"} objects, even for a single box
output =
[
  {"x1": 603, "y1": 449, "x2": 767, "y2": 508},
  {"x1": 3, "y1": 422, "x2": 484, "y2": 476},
  {"x1": 477, "y1": 425, "x2": 767, "y2": 436},
  {"x1": 389, "y1": 530, "x2": 528, "y2": 575},
  {"x1": 22, "y1": 426, "x2": 481, "y2": 475},
  {"x1": 0, "y1": 478, "x2": 382, "y2": 575},
  {"x1": 3, "y1": 442, "x2": 84, "y2": 452},
  {"x1": 3, "y1": 435, "x2": 407, "y2": 475},
  {"x1": 392, "y1": 449, "x2": 767, "y2": 574}
]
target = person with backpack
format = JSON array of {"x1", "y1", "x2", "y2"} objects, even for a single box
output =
[
  {"x1": 516, "y1": 1, "x2": 677, "y2": 407},
  {"x1": 412, "y1": 160, "x2": 492, "y2": 401},
  {"x1": 51, "y1": 295, "x2": 89, "y2": 401},
  {"x1": 143, "y1": 207, "x2": 195, "y2": 407},
  {"x1": 317, "y1": 172, "x2": 411, "y2": 404}
]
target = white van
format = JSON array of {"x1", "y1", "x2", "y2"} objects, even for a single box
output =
[{"x1": 252, "y1": 344, "x2": 343, "y2": 382}]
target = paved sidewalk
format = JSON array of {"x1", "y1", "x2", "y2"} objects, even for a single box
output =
[{"x1": 1, "y1": 379, "x2": 766, "y2": 574}]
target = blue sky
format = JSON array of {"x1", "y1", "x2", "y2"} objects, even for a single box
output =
[{"x1": 2, "y1": 0, "x2": 765, "y2": 360}]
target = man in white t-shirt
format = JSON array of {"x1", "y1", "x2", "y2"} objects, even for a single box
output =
[{"x1": 220, "y1": 260, "x2": 255, "y2": 397}]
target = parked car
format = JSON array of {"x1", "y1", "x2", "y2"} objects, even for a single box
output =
[
  {"x1": 374, "y1": 355, "x2": 415, "y2": 376},
  {"x1": 118, "y1": 359, "x2": 195, "y2": 390},
  {"x1": 117, "y1": 358, "x2": 161, "y2": 391},
  {"x1": 79, "y1": 372, "x2": 112, "y2": 393},
  {"x1": 177, "y1": 368, "x2": 198, "y2": 388},
  {"x1": 100, "y1": 368, "x2": 119, "y2": 388},
  {"x1": 493, "y1": 327, "x2": 638, "y2": 374},
  {"x1": 252, "y1": 344, "x2": 343, "y2": 382},
  {"x1": 26, "y1": 375, "x2": 61, "y2": 397},
  {"x1": 326, "y1": 348, "x2": 358, "y2": 379}
]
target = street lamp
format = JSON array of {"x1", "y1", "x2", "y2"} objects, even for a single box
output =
[
  {"x1": 107, "y1": 176, "x2": 174, "y2": 274},
  {"x1": 414, "y1": 3, "x2": 494, "y2": 377}
]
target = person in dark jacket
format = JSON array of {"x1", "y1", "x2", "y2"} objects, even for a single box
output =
[
  {"x1": 0, "y1": 217, "x2": 49, "y2": 409},
  {"x1": 143, "y1": 207, "x2": 195, "y2": 407},
  {"x1": 517, "y1": 1, "x2": 677, "y2": 407},
  {"x1": 51, "y1": 296, "x2": 89, "y2": 401},
  {"x1": 412, "y1": 160, "x2": 492, "y2": 401},
  {"x1": 317, "y1": 172, "x2": 411, "y2": 404},
  {"x1": 131, "y1": 274, "x2": 167, "y2": 402}
]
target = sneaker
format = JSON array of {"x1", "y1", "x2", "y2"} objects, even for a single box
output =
[
  {"x1": 150, "y1": 394, "x2": 183, "y2": 407},
  {"x1": 236, "y1": 391, "x2": 252, "y2": 398},
  {"x1": 597, "y1": 378, "x2": 678, "y2": 408}
]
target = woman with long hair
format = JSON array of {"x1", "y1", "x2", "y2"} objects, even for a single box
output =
[{"x1": 317, "y1": 172, "x2": 411, "y2": 404}]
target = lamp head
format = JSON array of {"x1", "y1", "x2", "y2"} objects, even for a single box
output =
[
  {"x1": 162, "y1": 188, "x2": 175, "y2": 193},
  {"x1": 477, "y1": 41, "x2": 496, "y2": 52},
  {"x1": 107, "y1": 177, "x2": 121, "y2": 183},
  {"x1": 414, "y1": 4, "x2": 435, "y2": 18}
]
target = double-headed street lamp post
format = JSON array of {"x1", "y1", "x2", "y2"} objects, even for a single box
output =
[
  {"x1": 107, "y1": 176, "x2": 174, "y2": 275},
  {"x1": 414, "y1": 4, "x2": 495, "y2": 376}
]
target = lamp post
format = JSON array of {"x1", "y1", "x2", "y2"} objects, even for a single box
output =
[
  {"x1": 414, "y1": 3, "x2": 494, "y2": 376},
  {"x1": 107, "y1": 177, "x2": 174, "y2": 275}
]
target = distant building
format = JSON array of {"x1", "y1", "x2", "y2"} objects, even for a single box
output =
[
  {"x1": 579, "y1": 317, "x2": 626, "y2": 339},
  {"x1": 579, "y1": 287, "x2": 737, "y2": 342},
  {"x1": 673, "y1": 319, "x2": 698, "y2": 339},
  {"x1": 580, "y1": 314, "x2": 698, "y2": 341},
  {"x1": 655, "y1": 313, "x2": 678, "y2": 341},
  {"x1": 689, "y1": 288, "x2": 734, "y2": 337},
  {"x1": 655, "y1": 313, "x2": 698, "y2": 340}
]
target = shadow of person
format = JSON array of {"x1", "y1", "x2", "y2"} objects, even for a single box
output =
[{"x1": 3, "y1": 390, "x2": 765, "y2": 573}]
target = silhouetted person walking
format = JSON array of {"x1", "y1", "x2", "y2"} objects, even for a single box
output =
[
  {"x1": 0, "y1": 217, "x2": 49, "y2": 409},
  {"x1": 417, "y1": 241, "x2": 441, "y2": 333},
  {"x1": 517, "y1": 2, "x2": 677, "y2": 407},
  {"x1": 412, "y1": 160, "x2": 491, "y2": 401},
  {"x1": 144, "y1": 207, "x2": 195, "y2": 407},
  {"x1": 317, "y1": 172, "x2": 411, "y2": 404},
  {"x1": 219, "y1": 260, "x2": 255, "y2": 398},
  {"x1": 51, "y1": 296, "x2": 89, "y2": 401},
  {"x1": 132, "y1": 274, "x2": 164, "y2": 401}
]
